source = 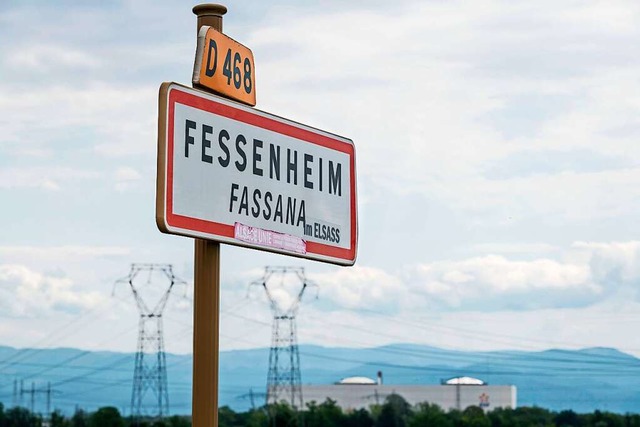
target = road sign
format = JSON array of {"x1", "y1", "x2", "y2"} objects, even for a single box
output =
[
  {"x1": 193, "y1": 26, "x2": 256, "y2": 106},
  {"x1": 156, "y1": 82, "x2": 357, "y2": 266}
]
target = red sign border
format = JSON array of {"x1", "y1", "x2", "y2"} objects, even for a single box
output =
[{"x1": 156, "y1": 82, "x2": 357, "y2": 266}]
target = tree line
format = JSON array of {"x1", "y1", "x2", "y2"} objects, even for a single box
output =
[{"x1": 0, "y1": 395, "x2": 639, "y2": 427}]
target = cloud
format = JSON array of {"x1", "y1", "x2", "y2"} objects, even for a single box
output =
[
  {"x1": 573, "y1": 241, "x2": 640, "y2": 287},
  {"x1": 309, "y1": 241, "x2": 640, "y2": 312},
  {"x1": 403, "y1": 255, "x2": 597, "y2": 310},
  {"x1": 0, "y1": 0, "x2": 639, "y2": 355},
  {"x1": 483, "y1": 149, "x2": 636, "y2": 179},
  {"x1": 1, "y1": 0, "x2": 637, "y2": 232},
  {"x1": 0, "y1": 245, "x2": 131, "y2": 260},
  {"x1": 0, "y1": 4, "x2": 192, "y2": 162},
  {"x1": 247, "y1": 0, "x2": 640, "y2": 228},
  {"x1": 5, "y1": 44, "x2": 100, "y2": 70},
  {"x1": 396, "y1": 167, "x2": 640, "y2": 224},
  {"x1": 0, "y1": 167, "x2": 101, "y2": 191},
  {"x1": 114, "y1": 166, "x2": 142, "y2": 192},
  {"x1": 0, "y1": 83, "x2": 157, "y2": 158},
  {"x1": 469, "y1": 243, "x2": 559, "y2": 256},
  {"x1": 0, "y1": 264, "x2": 105, "y2": 317},
  {"x1": 309, "y1": 266, "x2": 406, "y2": 311}
]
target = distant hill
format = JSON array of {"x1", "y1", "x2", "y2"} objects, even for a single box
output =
[{"x1": 0, "y1": 343, "x2": 638, "y2": 415}]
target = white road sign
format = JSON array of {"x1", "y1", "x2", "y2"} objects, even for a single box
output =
[{"x1": 156, "y1": 82, "x2": 357, "y2": 265}]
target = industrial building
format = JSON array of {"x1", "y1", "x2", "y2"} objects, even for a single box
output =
[{"x1": 301, "y1": 374, "x2": 516, "y2": 412}]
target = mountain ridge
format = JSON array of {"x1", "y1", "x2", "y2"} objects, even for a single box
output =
[{"x1": 0, "y1": 343, "x2": 636, "y2": 414}]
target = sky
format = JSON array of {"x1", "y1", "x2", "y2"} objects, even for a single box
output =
[{"x1": 1, "y1": 0, "x2": 640, "y2": 359}]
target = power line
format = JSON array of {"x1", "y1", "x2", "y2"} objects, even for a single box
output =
[
  {"x1": 5, "y1": 266, "x2": 640, "y2": 413},
  {"x1": 222, "y1": 308, "x2": 640, "y2": 377},
  {"x1": 0, "y1": 296, "x2": 131, "y2": 371},
  {"x1": 298, "y1": 311, "x2": 640, "y2": 368}
]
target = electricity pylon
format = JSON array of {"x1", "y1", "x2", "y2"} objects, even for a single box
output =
[
  {"x1": 15, "y1": 381, "x2": 59, "y2": 419},
  {"x1": 116, "y1": 263, "x2": 186, "y2": 422},
  {"x1": 250, "y1": 266, "x2": 317, "y2": 409},
  {"x1": 238, "y1": 388, "x2": 267, "y2": 410}
]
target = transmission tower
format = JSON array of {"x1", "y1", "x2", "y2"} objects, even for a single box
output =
[
  {"x1": 115, "y1": 263, "x2": 186, "y2": 422},
  {"x1": 15, "y1": 380, "x2": 59, "y2": 419},
  {"x1": 238, "y1": 388, "x2": 267, "y2": 410},
  {"x1": 250, "y1": 266, "x2": 317, "y2": 409}
]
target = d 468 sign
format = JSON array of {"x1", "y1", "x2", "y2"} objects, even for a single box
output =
[{"x1": 193, "y1": 26, "x2": 256, "y2": 106}]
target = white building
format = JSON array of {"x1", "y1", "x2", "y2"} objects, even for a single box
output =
[{"x1": 301, "y1": 375, "x2": 516, "y2": 412}]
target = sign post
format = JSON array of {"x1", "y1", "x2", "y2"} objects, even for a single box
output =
[
  {"x1": 156, "y1": 4, "x2": 357, "y2": 427},
  {"x1": 191, "y1": 6, "x2": 225, "y2": 427}
]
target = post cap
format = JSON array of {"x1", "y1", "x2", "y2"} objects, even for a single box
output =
[{"x1": 193, "y1": 4, "x2": 227, "y2": 17}]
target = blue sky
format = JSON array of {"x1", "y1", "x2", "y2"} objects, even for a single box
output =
[{"x1": 1, "y1": 0, "x2": 640, "y2": 357}]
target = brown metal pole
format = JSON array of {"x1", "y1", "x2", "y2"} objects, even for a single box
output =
[
  {"x1": 192, "y1": 239, "x2": 220, "y2": 427},
  {"x1": 191, "y1": 5, "x2": 227, "y2": 427},
  {"x1": 193, "y1": 4, "x2": 227, "y2": 33}
]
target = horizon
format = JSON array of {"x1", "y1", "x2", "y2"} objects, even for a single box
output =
[{"x1": 0, "y1": 341, "x2": 634, "y2": 358}]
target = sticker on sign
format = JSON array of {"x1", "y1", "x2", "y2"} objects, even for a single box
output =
[{"x1": 156, "y1": 82, "x2": 357, "y2": 266}]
